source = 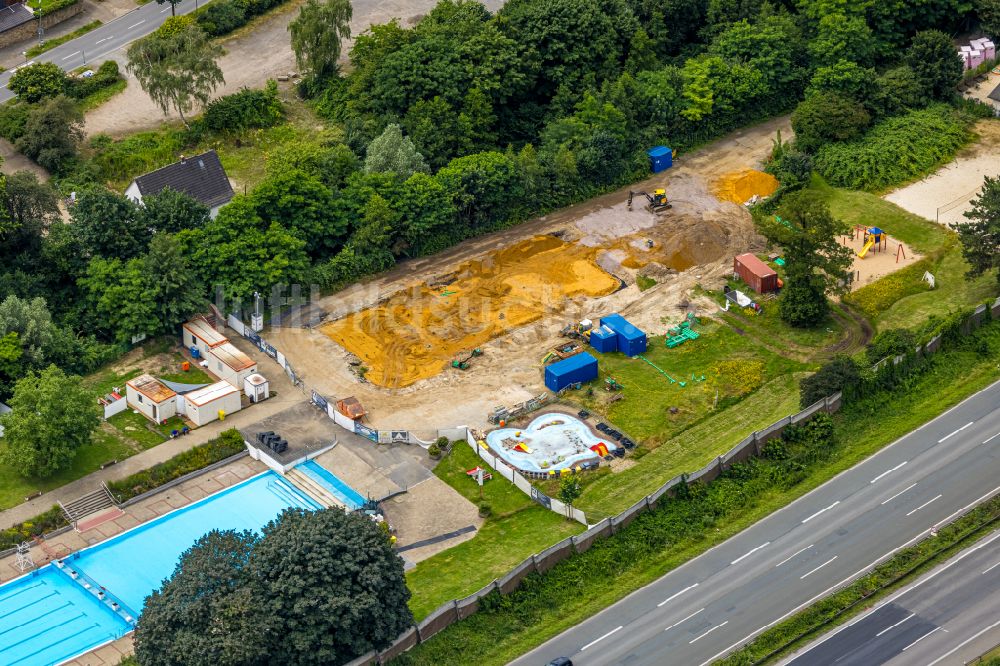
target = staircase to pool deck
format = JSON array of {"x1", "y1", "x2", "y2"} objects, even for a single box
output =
[
  {"x1": 285, "y1": 468, "x2": 345, "y2": 510},
  {"x1": 60, "y1": 484, "x2": 124, "y2": 532}
]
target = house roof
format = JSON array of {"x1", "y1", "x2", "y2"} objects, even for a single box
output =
[
  {"x1": 185, "y1": 381, "x2": 238, "y2": 406},
  {"x1": 131, "y1": 150, "x2": 234, "y2": 209},
  {"x1": 0, "y1": 4, "x2": 34, "y2": 33},
  {"x1": 126, "y1": 375, "x2": 176, "y2": 403},
  {"x1": 183, "y1": 317, "x2": 228, "y2": 349},
  {"x1": 208, "y1": 342, "x2": 256, "y2": 372},
  {"x1": 988, "y1": 82, "x2": 1000, "y2": 103}
]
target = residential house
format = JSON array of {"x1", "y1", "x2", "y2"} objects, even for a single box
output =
[{"x1": 125, "y1": 150, "x2": 235, "y2": 218}]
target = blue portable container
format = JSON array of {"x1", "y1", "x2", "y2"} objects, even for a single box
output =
[
  {"x1": 589, "y1": 326, "x2": 619, "y2": 353},
  {"x1": 600, "y1": 313, "x2": 647, "y2": 357},
  {"x1": 190, "y1": 346, "x2": 201, "y2": 359},
  {"x1": 545, "y1": 352, "x2": 599, "y2": 392},
  {"x1": 647, "y1": 146, "x2": 673, "y2": 173}
]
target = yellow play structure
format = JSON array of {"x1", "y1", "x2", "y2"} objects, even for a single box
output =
[{"x1": 856, "y1": 226, "x2": 885, "y2": 258}]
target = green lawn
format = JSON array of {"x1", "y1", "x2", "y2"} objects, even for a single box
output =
[{"x1": 406, "y1": 444, "x2": 583, "y2": 619}]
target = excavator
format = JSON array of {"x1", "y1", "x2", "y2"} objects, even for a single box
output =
[{"x1": 627, "y1": 189, "x2": 671, "y2": 214}]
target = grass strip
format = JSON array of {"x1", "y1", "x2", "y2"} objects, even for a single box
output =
[
  {"x1": 25, "y1": 20, "x2": 101, "y2": 57},
  {"x1": 718, "y1": 496, "x2": 1000, "y2": 665},
  {"x1": 393, "y1": 325, "x2": 1000, "y2": 666}
]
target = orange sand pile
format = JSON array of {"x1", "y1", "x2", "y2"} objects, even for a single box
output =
[
  {"x1": 713, "y1": 170, "x2": 779, "y2": 204},
  {"x1": 322, "y1": 236, "x2": 620, "y2": 388}
]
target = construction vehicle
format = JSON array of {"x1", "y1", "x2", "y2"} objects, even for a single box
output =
[
  {"x1": 451, "y1": 348, "x2": 483, "y2": 370},
  {"x1": 627, "y1": 189, "x2": 671, "y2": 213}
]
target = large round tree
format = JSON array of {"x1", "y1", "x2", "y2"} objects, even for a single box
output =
[{"x1": 135, "y1": 508, "x2": 412, "y2": 665}]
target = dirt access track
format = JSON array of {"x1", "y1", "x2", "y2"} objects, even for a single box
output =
[{"x1": 268, "y1": 118, "x2": 796, "y2": 433}]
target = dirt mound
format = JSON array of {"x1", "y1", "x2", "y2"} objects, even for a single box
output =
[
  {"x1": 321, "y1": 236, "x2": 619, "y2": 388},
  {"x1": 713, "y1": 170, "x2": 780, "y2": 204}
]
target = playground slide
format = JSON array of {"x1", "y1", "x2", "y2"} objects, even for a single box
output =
[{"x1": 857, "y1": 238, "x2": 875, "y2": 258}]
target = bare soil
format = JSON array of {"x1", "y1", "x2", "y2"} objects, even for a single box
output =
[{"x1": 836, "y1": 227, "x2": 924, "y2": 291}]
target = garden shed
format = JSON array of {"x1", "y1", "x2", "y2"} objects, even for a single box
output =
[{"x1": 733, "y1": 253, "x2": 778, "y2": 293}]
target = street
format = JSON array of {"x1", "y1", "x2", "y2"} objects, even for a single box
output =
[{"x1": 512, "y1": 379, "x2": 1000, "y2": 666}]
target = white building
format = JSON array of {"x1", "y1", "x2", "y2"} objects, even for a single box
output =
[
  {"x1": 182, "y1": 317, "x2": 228, "y2": 359},
  {"x1": 125, "y1": 375, "x2": 177, "y2": 424},
  {"x1": 206, "y1": 342, "x2": 258, "y2": 389},
  {"x1": 183, "y1": 381, "x2": 242, "y2": 427},
  {"x1": 125, "y1": 150, "x2": 235, "y2": 218}
]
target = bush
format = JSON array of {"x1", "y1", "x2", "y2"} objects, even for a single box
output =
[
  {"x1": 478, "y1": 503, "x2": 492, "y2": 518},
  {"x1": 0, "y1": 505, "x2": 69, "y2": 551},
  {"x1": 65, "y1": 60, "x2": 123, "y2": 101},
  {"x1": 791, "y1": 92, "x2": 870, "y2": 153},
  {"x1": 106, "y1": 429, "x2": 246, "y2": 502},
  {"x1": 194, "y1": 0, "x2": 247, "y2": 37},
  {"x1": 8, "y1": 62, "x2": 66, "y2": 103},
  {"x1": 799, "y1": 356, "x2": 860, "y2": 408},
  {"x1": 0, "y1": 102, "x2": 33, "y2": 142},
  {"x1": 814, "y1": 105, "x2": 972, "y2": 191},
  {"x1": 866, "y1": 328, "x2": 917, "y2": 365},
  {"x1": 204, "y1": 80, "x2": 283, "y2": 132},
  {"x1": 428, "y1": 443, "x2": 442, "y2": 459}
]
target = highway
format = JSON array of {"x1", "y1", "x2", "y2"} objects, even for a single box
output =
[
  {"x1": 512, "y1": 379, "x2": 1000, "y2": 666},
  {"x1": 781, "y1": 529, "x2": 1000, "y2": 666},
  {"x1": 0, "y1": 0, "x2": 205, "y2": 103}
]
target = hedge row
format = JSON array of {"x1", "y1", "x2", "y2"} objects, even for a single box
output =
[{"x1": 192, "y1": 0, "x2": 289, "y2": 38}]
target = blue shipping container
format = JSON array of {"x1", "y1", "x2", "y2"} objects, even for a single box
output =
[
  {"x1": 647, "y1": 146, "x2": 673, "y2": 173},
  {"x1": 600, "y1": 313, "x2": 647, "y2": 357},
  {"x1": 590, "y1": 326, "x2": 618, "y2": 353},
  {"x1": 545, "y1": 352, "x2": 599, "y2": 392}
]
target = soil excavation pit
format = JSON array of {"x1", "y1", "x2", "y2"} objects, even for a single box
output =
[
  {"x1": 322, "y1": 236, "x2": 619, "y2": 388},
  {"x1": 712, "y1": 170, "x2": 779, "y2": 205}
]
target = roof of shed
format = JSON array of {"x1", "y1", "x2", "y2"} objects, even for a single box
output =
[{"x1": 734, "y1": 253, "x2": 777, "y2": 279}]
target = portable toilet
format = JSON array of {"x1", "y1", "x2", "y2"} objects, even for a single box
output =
[{"x1": 647, "y1": 146, "x2": 673, "y2": 173}]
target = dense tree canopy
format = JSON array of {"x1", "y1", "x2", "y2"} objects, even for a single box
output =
[{"x1": 954, "y1": 175, "x2": 1000, "y2": 287}]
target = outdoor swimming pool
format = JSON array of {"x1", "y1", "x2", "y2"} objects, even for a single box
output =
[
  {"x1": 297, "y1": 460, "x2": 367, "y2": 510},
  {"x1": 485, "y1": 412, "x2": 616, "y2": 473},
  {"x1": 0, "y1": 472, "x2": 319, "y2": 666}
]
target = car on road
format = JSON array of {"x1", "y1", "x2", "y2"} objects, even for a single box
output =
[{"x1": 546, "y1": 658, "x2": 573, "y2": 666}]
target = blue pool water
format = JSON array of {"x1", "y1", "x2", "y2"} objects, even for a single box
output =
[
  {"x1": 297, "y1": 460, "x2": 367, "y2": 510},
  {"x1": 0, "y1": 472, "x2": 319, "y2": 666}
]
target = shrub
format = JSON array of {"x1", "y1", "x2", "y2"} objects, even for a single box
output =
[
  {"x1": 0, "y1": 505, "x2": 69, "y2": 551},
  {"x1": 799, "y1": 356, "x2": 860, "y2": 408},
  {"x1": 478, "y1": 503, "x2": 492, "y2": 518},
  {"x1": 428, "y1": 443, "x2": 442, "y2": 459},
  {"x1": 194, "y1": 0, "x2": 248, "y2": 36},
  {"x1": 866, "y1": 328, "x2": 917, "y2": 365},
  {"x1": 8, "y1": 62, "x2": 67, "y2": 103},
  {"x1": 65, "y1": 60, "x2": 123, "y2": 100},
  {"x1": 791, "y1": 92, "x2": 870, "y2": 153},
  {"x1": 814, "y1": 105, "x2": 972, "y2": 191},
  {"x1": 204, "y1": 80, "x2": 283, "y2": 132},
  {"x1": 0, "y1": 102, "x2": 33, "y2": 142}
]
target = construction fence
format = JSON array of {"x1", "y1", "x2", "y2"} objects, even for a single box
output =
[{"x1": 343, "y1": 392, "x2": 843, "y2": 666}]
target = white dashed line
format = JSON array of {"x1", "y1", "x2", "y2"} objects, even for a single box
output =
[
  {"x1": 800, "y1": 556, "x2": 838, "y2": 580},
  {"x1": 875, "y1": 613, "x2": 913, "y2": 636},
  {"x1": 128, "y1": 19, "x2": 146, "y2": 29},
  {"x1": 881, "y1": 483, "x2": 917, "y2": 505},
  {"x1": 902, "y1": 627, "x2": 942, "y2": 651},
  {"x1": 580, "y1": 625, "x2": 622, "y2": 651},
  {"x1": 906, "y1": 494, "x2": 942, "y2": 517},
  {"x1": 95, "y1": 36, "x2": 114, "y2": 44},
  {"x1": 776, "y1": 544, "x2": 814, "y2": 568},
  {"x1": 871, "y1": 461, "x2": 907, "y2": 483},
  {"x1": 61, "y1": 51, "x2": 80, "y2": 61},
  {"x1": 657, "y1": 584, "x2": 698, "y2": 608},
  {"x1": 690, "y1": 621, "x2": 728, "y2": 644},
  {"x1": 731, "y1": 542, "x2": 770, "y2": 565},
  {"x1": 982, "y1": 560, "x2": 1000, "y2": 575},
  {"x1": 985, "y1": 432, "x2": 999, "y2": 444},
  {"x1": 665, "y1": 608, "x2": 704, "y2": 631},
  {"x1": 926, "y1": 620, "x2": 1000, "y2": 666},
  {"x1": 802, "y1": 501, "x2": 840, "y2": 523},
  {"x1": 938, "y1": 421, "x2": 973, "y2": 443}
]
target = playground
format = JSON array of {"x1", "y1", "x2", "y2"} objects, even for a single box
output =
[
  {"x1": 837, "y1": 224, "x2": 923, "y2": 291},
  {"x1": 484, "y1": 412, "x2": 617, "y2": 474}
]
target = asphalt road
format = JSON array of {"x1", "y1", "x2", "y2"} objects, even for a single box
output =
[
  {"x1": 0, "y1": 0, "x2": 205, "y2": 103},
  {"x1": 512, "y1": 379, "x2": 1000, "y2": 666},
  {"x1": 781, "y1": 529, "x2": 1000, "y2": 666}
]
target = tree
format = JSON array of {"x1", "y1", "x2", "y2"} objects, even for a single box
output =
[
  {"x1": 250, "y1": 170, "x2": 343, "y2": 258},
  {"x1": 905, "y1": 30, "x2": 963, "y2": 99},
  {"x1": 0, "y1": 365, "x2": 99, "y2": 477},
  {"x1": 289, "y1": 0, "x2": 352, "y2": 82},
  {"x1": 8, "y1": 62, "x2": 66, "y2": 103},
  {"x1": 15, "y1": 95, "x2": 83, "y2": 173},
  {"x1": 791, "y1": 92, "x2": 870, "y2": 153},
  {"x1": 870, "y1": 65, "x2": 926, "y2": 117},
  {"x1": 80, "y1": 256, "x2": 154, "y2": 343},
  {"x1": 0, "y1": 296, "x2": 56, "y2": 367},
  {"x1": 559, "y1": 476, "x2": 582, "y2": 518},
  {"x1": 865, "y1": 328, "x2": 917, "y2": 365},
  {"x1": 135, "y1": 508, "x2": 413, "y2": 665},
  {"x1": 142, "y1": 234, "x2": 205, "y2": 334},
  {"x1": 140, "y1": 187, "x2": 211, "y2": 234},
  {"x1": 71, "y1": 188, "x2": 148, "y2": 259},
  {"x1": 400, "y1": 172, "x2": 455, "y2": 252},
  {"x1": 953, "y1": 175, "x2": 1000, "y2": 287},
  {"x1": 806, "y1": 60, "x2": 877, "y2": 101},
  {"x1": 363, "y1": 124, "x2": 429, "y2": 179},
  {"x1": 625, "y1": 27, "x2": 659, "y2": 73},
  {"x1": 808, "y1": 13, "x2": 875, "y2": 67},
  {"x1": 979, "y1": 0, "x2": 1000, "y2": 40},
  {"x1": 763, "y1": 191, "x2": 852, "y2": 327},
  {"x1": 126, "y1": 24, "x2": 224, "y2": 127},
  {"x1": 799, "y1": 355, "x2": 860, "y2": 408},
  {"x1": 156, "y1": 0, "x2": 182, "y2": 17}
]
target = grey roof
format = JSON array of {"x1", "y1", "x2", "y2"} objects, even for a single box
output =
[
  {"x1": 988, "y1": 83, "x2": 1000, "y2": 103},
  {"x1": 132, "y1": 150, "x2": 234, "y2": 209},
  {"x1": 0, "y1": 4, "x2": 34, "y2": 34},
  {"x1": 158, "y1": 379, "x2": 211, "y2": 394}
]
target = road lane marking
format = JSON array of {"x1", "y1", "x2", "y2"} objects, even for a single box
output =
[
  {"x1": 802, "y1": 501, "x2": 840, "y2": 523},
  {"x1": 800, "y1": 556, "x2": 838, "y2": 579},
  {"x1": 983, "y1": 560, "x2": 1000, "y2": 574},
  {"x1": 95, "y1": 36, "x2": 114, "y2": 44},
  {"x1": 160, "y1": 6, "x2": 170, "y2": 11},
  {"x1": 934, "y1": 486, "x2": 1000, "y2": 530},
  {"x1": 776, "y1": 544, "x2": 813, "y2": 568},
  {"x1": 875, "y1": 613, "x2": 914, "y2": 636},
  {"x1": 580, "y1": 625, "x2": 622, "y2": 651},
  {"x1": 881, "y1": 483, "x2": 917, "y2": 505},
  {"x1": 731, "y1": 542, "x2": 770, "y2": 565},
  {"x1": 938, "y1": 421, "x2": 974, "y2": 443},
  {"x1": 871, "y1": 461, "x2": 907, "y2": 483},
  {"x1": 906, "y1": 494, "x2": 942, "y2": 516},
  {"x1": 657, "y1": 583, "x2": 698, "y2": 607},
  {"x1": 689, "y1": 621, "x2": 728, "y2": 644},
  {"x1": 985, "y1": 432, "x2": 999, "y2": 444},
  {"x1": 61, "y1": 51, "x2": 80, "y2": 61},
  {"x1": 665, "y1": 608, "x2": 704, "y2": 631},
  {"x1": 902, "y1": 626, "x2": 941, "y2": 650},
  {"x1": 926, "y1": 619, "x2": 1000, "y2": 666},
  {"x1": 128, "y1": 19, "x2": 146, "y2": 29}
]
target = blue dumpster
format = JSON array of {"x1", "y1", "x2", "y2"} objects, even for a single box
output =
[{"x1": 647, "y1": 146, "x2": 673, "y2": 173}]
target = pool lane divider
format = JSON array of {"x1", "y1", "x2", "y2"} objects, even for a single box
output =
[{"x1": 53, "y1": 559, "x2": 138, "y2": 627}]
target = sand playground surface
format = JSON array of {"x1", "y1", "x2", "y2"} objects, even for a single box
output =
[{"x1": 837, "y1": 226, "x2": 923, "y2": 291}]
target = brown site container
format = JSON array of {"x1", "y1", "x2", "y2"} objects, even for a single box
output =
[{"x1": 733, "y1": 253, "x2": 778, "y2": 293}]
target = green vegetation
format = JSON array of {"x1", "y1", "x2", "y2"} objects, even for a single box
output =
[
  {"x1": 720, "y1": 494, "x2": 1000, "y2": 665},
  {"x1": 395, "y1": 322, "x2": 1000, "y2": 666},
  {"x1": 635, "y1": 275, "x2": 656, "y2": 291},
  {"x1": 406, "y1": 444, "x2": 582, "y2": 619},
  {"x1": 0, "y1": 505, "x2": 66, "y2": 552},
  {"x1": 26, "y1": 20, "x2": 102, "y2": 57},
  {"x1": 26, "y1": 0, "x2": 78, "y2": 17},
  {"x1": 192, "y1": 0, "x2": 292, "y2": 37},
  {"x1": 108, "y1": 410, "x2": 168, "y2": 449}
]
